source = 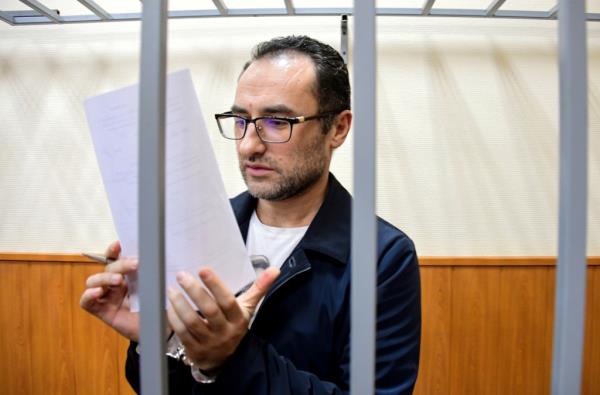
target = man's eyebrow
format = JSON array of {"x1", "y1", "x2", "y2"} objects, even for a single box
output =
[
  {"x1": 230, "y1": 104, "x2": 297, "y2": 117},
  {"x1": 230, "y1": 105, "x2": 247, "y2": 114},
  {"x1": 261, "y1": 105, "x2": 296, "y2": 116}
]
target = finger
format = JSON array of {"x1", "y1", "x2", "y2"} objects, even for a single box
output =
[
  {"x1": 240, "y1": 267, "x2": 280, "y2": 313},
  {"x1": 198, "y1": 268, "x2": 243, "y2": 323},
  {"x1": 86, "y1": 272, "x2": 123, "y2": 288},
  {"x1": 176, "y1": 271, "x2": 228, "y2": 329},
  {"x1": 104, "y1": 240, "x2": 122, "y2": 260},
  {"x1": 166, "y1": 304, "x2": 207, "y2": 365},
  {"x1": 80, "y1": 287, "x2": 105, "y2": 309},
  {"x1": 105, "y1": 257, "x2": 138, "y2": 274},
  {"x1": 167, "y1": 286, "x2": 211, "y2": 339}
]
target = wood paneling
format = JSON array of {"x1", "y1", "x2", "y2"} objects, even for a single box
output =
[
  {"x1": 0, "y1": 262, "x2": 33, "y2": 395},
  {"x1": 583, "y1": 267, "x2": 600, "y2": 395},
  {"x1": 71, "y1": 263, "x2": 122, "y2": 395},
  {"x1": 1, "y1": 255, "x2": 599, "y2": 395},
  {"x1": 414, "y1": 267, "x2": 451, "y2": 395},
  {"x1": 496, "y1": 267, "x2": 553, "y2": 394},
  {"x1": 449, "y1": 267, "x2": 501, "y2": 395},
  {"x1": 29, "y1": 262, "x2": 76, "y2": 394}
]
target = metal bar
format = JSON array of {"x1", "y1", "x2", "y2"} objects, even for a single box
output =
[
  {"x1": 7, "y1": 7, "x2": 600, "y2": 25},
  {"x1": 138, "y1": 0, "x2": 168, "y2": 394},
  {"x1": 351, "y1": 0, "x2": 376, "y2": 394},
  {"x1": 284, "y1": 0, "x2": 295, "y2": 15},
  {"x1": 486, "y1": 0, "x2": 506, "y2": 16},
  {"x1": 0, "y1": 10, "x2": 14, "y2": 25},
  {"x1": 551, "y1": 0, "x2": 588, "y2": 392},
  {"x1": 18, "y1": 0, "x2": 61, "y2": 22},
  {"x1": 212, "y1": 0, "x2": 228, "y2": 15},
  {"x1": 421, "y1": 0, "x2": 436, "y2": 15},
  {"x1": 340, "y1": 15, "x2": 348, "y2": 64},
  {"x1": 76, "y1": 0, "x2": 112, "y2": 20},
  {"x1": 549, "y1": 4, "x2": 559, "y2": 18}
]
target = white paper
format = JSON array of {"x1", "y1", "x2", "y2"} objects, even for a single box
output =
[{"x1": 84, "y1": 69, "x2": 255, "y2": 311}]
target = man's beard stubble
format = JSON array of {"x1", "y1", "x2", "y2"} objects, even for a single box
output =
[{"x1": 239, "y1": 135, "x2": 327, "y2": 201}]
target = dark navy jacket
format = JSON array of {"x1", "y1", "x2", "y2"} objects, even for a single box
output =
[{"x1": 126, "y1": 174, "x2": 421, "y2": 394}]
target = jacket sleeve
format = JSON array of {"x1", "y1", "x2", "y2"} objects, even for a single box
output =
[
  {"x1": 125, "y1": 341, "x2": 196, "y2": 394},
  {"x1": 373, "y1": 236, "x2": 421, "y2": 394},
  {"x1": 192, "y1": 235, "x2": 421, "y2": 395}
]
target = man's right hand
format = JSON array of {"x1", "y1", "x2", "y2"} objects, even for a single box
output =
[{"x1": 80, "y1": 241, "x2": 140, "y2": 341}]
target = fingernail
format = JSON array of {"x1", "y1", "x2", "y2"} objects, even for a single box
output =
[
  {"x1": 200, "y1": 269, "x2": 212, "y2": 281},
  {"x1": 111, "y1": 274, "x2": 121, "y2": 284},
  {"x1": 176, "y1": 271, "x2": 188, "y2": 284}
]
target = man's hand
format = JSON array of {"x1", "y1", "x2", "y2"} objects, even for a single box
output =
[
  {"x1": 167, "y1": 266, "x2": 280, "y2": 371},
  {"x1": 79, "y1": 241, "x2": 140, "y2": 341}
]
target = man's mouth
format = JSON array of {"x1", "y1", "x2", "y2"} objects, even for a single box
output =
[{"x1": 245, "y1": 162, "x2": 274, "y2": 176}]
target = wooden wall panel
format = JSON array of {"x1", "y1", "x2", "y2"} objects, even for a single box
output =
[
  {"x1": 583, "y1": 267, "x2": 600, "y2": 395},
  {"x1": 0, "y1": 262, "x2": 33, "y2": 395},
  {"x1": 1, "y1": 254, "x2": 599, "y2": 395},
  {"x1": 449, "y1": 267, "x2": 501, "y2": 395},
  {"x1": 496, "y1": 267, "x2": 553, "y2": 395},
  {"x1": 29, "y1": 262, "x2": 76, "y2": 395},
  {"x1": 71, "y1": 263, "x2": 122, "y2": 395},
  {"x1": 414, "y1": 267, "x2": 451, "y2": 395}
]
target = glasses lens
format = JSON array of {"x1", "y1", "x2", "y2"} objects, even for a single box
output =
[
  {"x1": 218, "y1": 116, "x2": 246, "y2": 139},
  {"x1": 256, "y1": 118, "x2": 291, "y2": 143}
]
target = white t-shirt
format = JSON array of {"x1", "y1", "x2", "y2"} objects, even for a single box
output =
[{"x1": 246, "y1": 211, "x2": 309, "y2": 270}]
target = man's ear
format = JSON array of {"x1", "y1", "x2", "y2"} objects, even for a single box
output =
[{"x1": 329, "y1": 110, "x2": 352, "y2": 149}]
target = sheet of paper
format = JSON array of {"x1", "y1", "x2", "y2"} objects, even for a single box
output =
[{"x1": 84, "y1": 69, "x2": 255, "y2": 311}]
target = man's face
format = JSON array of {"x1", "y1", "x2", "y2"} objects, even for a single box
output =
[{"x1": 233, "y1": 53, "x2": 330, "y2": 201}]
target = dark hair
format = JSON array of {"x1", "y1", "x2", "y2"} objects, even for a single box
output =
[{"x1": 242, "y1": 35, "x2": 351, "y2": 133}]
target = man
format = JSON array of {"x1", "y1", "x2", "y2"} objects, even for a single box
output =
[{"x1": 80, "y1": 35, "x2": 421, "y2": 394}]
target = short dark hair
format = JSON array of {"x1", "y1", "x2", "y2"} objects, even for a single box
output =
[{"x1": 242, "y1": 35, "x2": 351, "y2": 133}]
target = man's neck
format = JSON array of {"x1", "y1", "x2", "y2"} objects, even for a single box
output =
[{"x1": 255, "y1": 173, "x2": 329, "y2": 228}]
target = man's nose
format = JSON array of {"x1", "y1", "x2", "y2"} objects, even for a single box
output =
[{"x1": 237, "y1": 122, "x2": 266, "y2": 157}]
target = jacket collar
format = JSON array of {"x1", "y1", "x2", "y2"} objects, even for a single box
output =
[{"x1": 231, "y1": 173, "x2": 351, "y2": 265}]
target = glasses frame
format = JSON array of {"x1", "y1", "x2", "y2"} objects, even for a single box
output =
[{"x1": 214, "y1": 111, "x2": 339, "y2": 143}]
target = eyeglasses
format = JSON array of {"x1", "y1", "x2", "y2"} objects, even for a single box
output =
[{"x1": 214, "y1": 111, "x2": 337, "y2": 143}]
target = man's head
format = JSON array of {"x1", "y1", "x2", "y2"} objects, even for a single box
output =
[
  {"x1": 242, "y1": 35, "x2": 351, "y2": 133},
  {"x1": 228, "y1": 36, "x2": 352, "y2": 201}
]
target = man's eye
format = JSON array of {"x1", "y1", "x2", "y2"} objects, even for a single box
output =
[
  {"x1": 263, "y1": 118, "x2": 289, "y2": 129},
  {"x1": 234, "y1": 118, "x2": 246, "y2": 128}
]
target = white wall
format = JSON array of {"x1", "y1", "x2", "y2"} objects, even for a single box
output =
[{"x1": 0, "y1": 14, "x2": 599, "y2": 255}]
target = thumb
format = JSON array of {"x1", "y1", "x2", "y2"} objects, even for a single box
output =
[{"x1": 240, "y1": 267, "x2": 280, "y2": 314}]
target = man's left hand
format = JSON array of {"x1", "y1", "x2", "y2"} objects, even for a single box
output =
[{"x1": 167, "y1": 266, "x2": 280, "y2": 371}]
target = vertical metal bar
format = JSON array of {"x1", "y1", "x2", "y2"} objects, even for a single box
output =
[
  {"x1": 351, "y1": 1, "x2": 376, "y2": 395},
  {"x1": 340, "y1": 15, "x2": 348, "y2": 65},
  {"x1": 138, "y1": 1, "x2": 168, "y2": 394},
  {"x1": 551, "y1": 0, "x2": 588, "y2": 392}
]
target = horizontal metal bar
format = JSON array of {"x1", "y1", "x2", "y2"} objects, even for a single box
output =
[
  {"x1": 549, "y1": 4, "x2": 559, "y2": 19},
  {"x1": 486, "y1": 0, "x2": 506, "y2": 16},
  {"x1": 19, "y1": 0, "x2": 61, "y2": 22},
  {"x1": 0, "y1": 10, "x2": 14, "y2": 25},
  {"x1": 76, "y1": 0, "x2": 112, "y2": 20},
  {"x1": 422, "y1": 0, "x2": 436, "y2": 16},
  {"x1": 284, "y1": 0, "x2": 295, "y2": 15},
  {"x1": 7, "y1": 7, "x2": 600, "y2": 25}
]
